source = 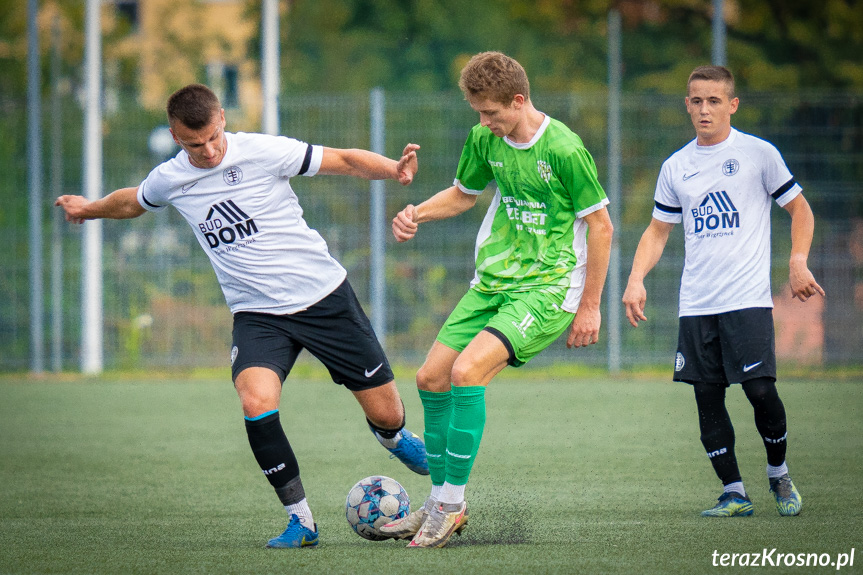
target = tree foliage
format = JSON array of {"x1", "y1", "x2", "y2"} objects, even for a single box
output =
[
  {"x1": 277, "y1": 0, "x2": 863, "y2": 94},
  {"x1": 3, "y1": 0, "x2": 862, "y2": 101}
]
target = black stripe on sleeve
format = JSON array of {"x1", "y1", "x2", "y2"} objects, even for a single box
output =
[
  {"x1": 298, "y1": 144, "x2": 313, "y2": 175},
  {"x1": 654, "y1": 201, "x2": 682, "y2": 214},
  {"x1": 771, "y1": 178, "x2": 797, "y2": 200},
  {"x1": 141, "y1": 193, "x2": 162, "y2": 208}
]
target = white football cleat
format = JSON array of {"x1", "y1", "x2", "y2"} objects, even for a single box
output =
[
  {"x1": 407, "y1": 500, "x2": 468, "y2": 548},
  {"x1": 379, "y1": 496, "x2": 436, "y2": 539}
]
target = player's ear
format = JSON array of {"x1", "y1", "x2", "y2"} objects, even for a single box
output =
[{"x1": 729, "y1": 97, "x2": 739, "y2": 114}]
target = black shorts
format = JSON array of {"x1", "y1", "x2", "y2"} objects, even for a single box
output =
[
  {"x1": 230, "y1": 280, "x2": 394, "y2": 391},
  {"x1": 673, "y1": 307, "x2": 776, "y2": 386}
]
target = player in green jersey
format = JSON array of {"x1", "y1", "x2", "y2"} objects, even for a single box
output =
[{"x1": 380, "y1": 51, "x2": 614, "y2": 548}]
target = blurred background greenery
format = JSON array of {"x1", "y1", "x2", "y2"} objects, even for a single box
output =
[{"x1": 1, "y1": 1, "x2": 861, "y2": 372}]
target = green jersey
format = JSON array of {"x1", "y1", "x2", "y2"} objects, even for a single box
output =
[{"x1": 454, "y1": 115, "x2": 608, "y2": 311}]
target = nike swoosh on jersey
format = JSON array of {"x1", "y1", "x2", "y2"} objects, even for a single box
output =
[
  {"x1": 743, "y1": 361, "x2": 763, "y2": 372},
  {"x1": 364, "y1": 363, "x2": 384, "y2": 378},
  {"x1": 182, "y1": 181, "x2": 199, "y2": 193},
  {"x1": 682, "y1": 172, "x2": 700, "y2": 181}
]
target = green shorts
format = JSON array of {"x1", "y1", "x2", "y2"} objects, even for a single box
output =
[{"x1": 437, "y1": 287, "x2": 575, "y2": 367}]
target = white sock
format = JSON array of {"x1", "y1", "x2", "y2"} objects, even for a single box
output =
[
  {"x1": 438, "y1": 482, "x2": 465, "y2": 505},
  {"x1": 724, "y1": 481, "x2": 746, "y2": 497},
  {"x1": 430, "y1": 484, "x2": 443, "y2": 502},
  {"x1": 373, "y1": 429, "x2": 401, "y2": 449},
  {"x1": 767, "y1": 462, "x2": 788, "y2": 479},
  {"x1": 285, "y1": 498, "x2": 315, "y2": 530}
]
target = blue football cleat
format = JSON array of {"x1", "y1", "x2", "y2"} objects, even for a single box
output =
[
  {"x1": 769, "y1": 474, "x2": 802, "y2": 516},
  {"x1": 701, "y1": 491, "x2": 755, "y2": 517},
  {"x1": 266, "y1": 514, "x2": 319, "y2": 548},
  {"x1": 384, "y1": 428, "x2": 430, "y2": 475}
]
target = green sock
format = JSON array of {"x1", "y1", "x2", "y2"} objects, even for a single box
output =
[
  {"x1": 418, "y1": 389, "x2": 453, "y2": 487},
  {"x1": 445, "y1": 385, "x2": 486, "y2": 486}
]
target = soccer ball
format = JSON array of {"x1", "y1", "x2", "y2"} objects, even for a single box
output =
[{"x1": 345, "y1": 475, "x2": 410, "y2": 541}]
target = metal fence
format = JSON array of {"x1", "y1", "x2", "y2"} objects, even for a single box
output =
[{"x1": 2, "y1": 90, "x2": 861, "y2": 372}]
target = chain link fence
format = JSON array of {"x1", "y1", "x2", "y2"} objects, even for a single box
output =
[{"x1": 2, "y1": 90, "x2": 861, "y2": 372}]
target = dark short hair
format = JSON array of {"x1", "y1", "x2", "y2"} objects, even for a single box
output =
[
  {"x1": 458, "y1": 51, "x2": 530, "y2": 104},
  {"x1": 166, "y1": 84, "x2": 222, "y2": 129},
  {"x1": 687, "y1": 66, "x2": 735, "y2": 99}
]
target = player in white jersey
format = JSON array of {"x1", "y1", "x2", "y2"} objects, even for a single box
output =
[
  {"x1": 55, "y1": 84, "x2": 429, "y2": 548},
  {"x1": 623, "y1": 66, "x2": 824, "y2": 518}
]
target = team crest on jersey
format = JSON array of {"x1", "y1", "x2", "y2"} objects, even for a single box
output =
[
  {"x1": 223, "y1": 166, "x2": 243, "y2": 186},
  {"x1": 536, "y1": 160, "x2": 552, "y2": 183},
  {"x1": 675, "y1": 352, "x2": 685, "y2": 372},
  {"x1": 721, "y1": 159, "x2": 739, "y2": 176}
]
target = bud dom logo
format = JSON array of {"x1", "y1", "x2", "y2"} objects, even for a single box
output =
[
  {"x1": 692, "y1": 191, "x2": 739, "y2": 233},
  {"x1": 198, "y1": 200, "x2": 259, "y2": 248}
]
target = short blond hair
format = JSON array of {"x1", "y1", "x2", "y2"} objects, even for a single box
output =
[
  {"x1": 458, "y1": 51, "x2": 530, "y2": 104},
  {"x1": 687, "y1": 65, "x2": 736, "y2": 99}
]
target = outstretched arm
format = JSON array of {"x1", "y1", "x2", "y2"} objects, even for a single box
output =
[
  {"x1": 318, "y1": 143, "x2": 419, "y2": 185},
  {"x1": 55, "y1": 187, "x2": 146, "y2": 224},
  {"x1": 622, "y1": 218, "x2": 675, "y2": 327},
  {"x1": 392, "y1": 185, "x2": 479, "y2": 243},
  {"x1": 566, "y1": 207, "x2": 614, "y2": 348},
  {"x1": 783, "y1": 193, "x2": 825, "y2": 302}
]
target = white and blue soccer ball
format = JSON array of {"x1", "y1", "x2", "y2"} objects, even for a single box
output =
[{"x1": 345, "y1": 475, "x2": 410, "y2": 541}]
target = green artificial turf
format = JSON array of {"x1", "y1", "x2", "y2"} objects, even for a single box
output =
[{"x1": 0, "y1": 374, "x2": 860, "y2": 574}]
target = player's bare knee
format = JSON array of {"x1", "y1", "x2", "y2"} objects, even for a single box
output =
[
  {"x1": 356, "y1": 384, "x2": 404, "y2": 428},
  {"x1": 364, "y1": 401, "x2": 403, "y2": 430},
  {"x1": 235, "y1": 384, "x2": 278, "y2": 418},
  {"x1": 241, "y1": 400, "x2": 270, "y2": 419},
  {"x1": 450, "y1": 360, "x2": 480, "y2": 388},
  {"x1": 234, "y1": 367, "x2": 281, "y2": 417},
  {"x1": 416, "y1": 363, "x2": 449, "y2": 392}
]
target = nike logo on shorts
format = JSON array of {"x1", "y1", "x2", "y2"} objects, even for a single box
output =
[
  {"x1": 743, "y1": 361, "x2": 763, "y2": 372},
  {"x1": 365, "y1": 363, "x2": 383, "y2": 378}
]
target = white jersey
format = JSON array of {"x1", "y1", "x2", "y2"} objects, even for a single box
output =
[
  {"x1": 652, "y1": 128, "x2": 802, "y2": 316},
  {"x1": 137, "y1": 131, "x2": 347, "y2": 315}
]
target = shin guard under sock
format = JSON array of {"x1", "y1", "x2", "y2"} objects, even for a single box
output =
[
  {"x1": 244, "y1": 411, "x2": 304, "y2": 505},
  {"x1": 418, "y1": 389, "x2": 453, "y2": 486},
  {"x1": 693, "y1": 383, "x2": 742, "y2": 485},
  {"x1": 742, "y1": 377, "x2": 788, "y2": 467},
  {"x1": 445, "y1": 385, "x2": 486, "y2": 487}
]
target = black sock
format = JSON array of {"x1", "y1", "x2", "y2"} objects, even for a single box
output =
[
  {"x1": 693, "y1": 383, "x2": 742, "y2": 485},
  {"x1": 244, "y1": 411, "x2": 304, "y2": 505},
  {"x1": 742, "y1": 377, "x2": 787, "y2": 467}
]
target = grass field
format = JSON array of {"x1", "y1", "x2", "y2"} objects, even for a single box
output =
[{"x1": 1, "y1": 369, "x2": 861, "y2": 575}]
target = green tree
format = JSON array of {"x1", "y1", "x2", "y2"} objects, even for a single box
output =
[{"x1": 273, "y1": 0, "x2": 863, "y2": 93}]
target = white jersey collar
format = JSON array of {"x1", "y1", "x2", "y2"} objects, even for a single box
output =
[
  {"x1": 694, "y1": 127, "x2": 738, "y2": 154},
  {"x1": 503, "y1": 113, "x2": 550, "y2": 150}
]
